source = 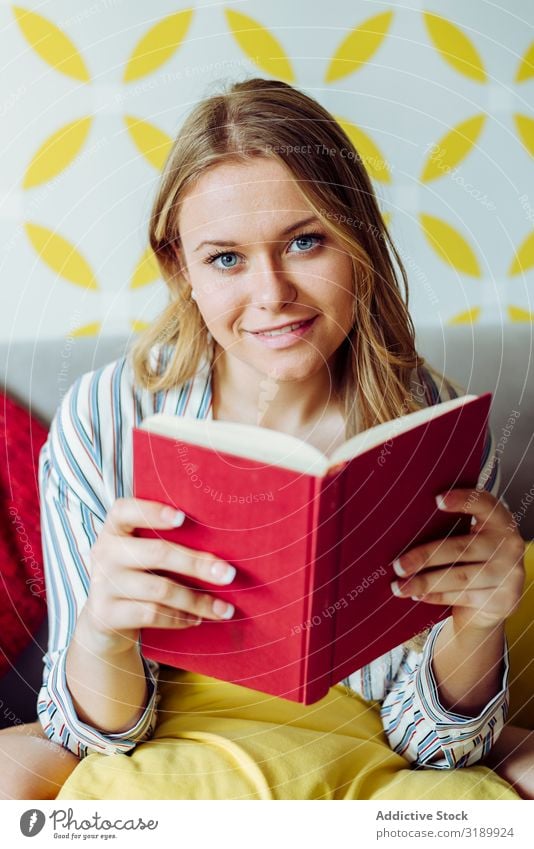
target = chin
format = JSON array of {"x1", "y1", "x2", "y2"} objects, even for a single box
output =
[{"x1": 254, "y1": 355, "x2": 329, "y2": 384}]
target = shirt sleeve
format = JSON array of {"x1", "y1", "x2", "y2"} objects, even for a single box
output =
[
  {"x1": 380, "y1": 619, "x2": 509, "y2": 768},
  {"x1": 378, "y1": 416, "x2": 510, "y2": 769},
  {"x1": 37, "y1": 373, "x2": 160, "y2": 759}
]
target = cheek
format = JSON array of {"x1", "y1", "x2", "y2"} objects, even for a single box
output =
[{"x1": 197, "y1": 291, "x2": 242, "y2": 332}]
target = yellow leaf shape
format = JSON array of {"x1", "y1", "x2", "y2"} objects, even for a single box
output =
[
  {"x1": 25, "y1": 223, "x2": 99, "y2": 290},
  {"x1": 131, "y1": 319, "x2": 151, "y2": 333},
  {"x1": 382, "y1": 212, "x2": 392, "y2": 227},
  {"x1": 125, "y1": 116, "x2": 172, "y2": 170},
  {"x1": 71, "y1": 322, "x2": 102, "y2": 338},
  {"x1": 448, "y1": 307, "x2": 482, "y2": 325},
  {"x1": 123, "y1": 10, "x2": 194, "y2": 82},
  {"x1": 419, "y1": 214, "x2": 481, "y2": 276},
  {"x1": 13, "y1": 6, "x2": 90, "y2": 82},
  {"x1": 131, "y1": 247, "x2": 160, "y2": 289},
  {"x1": 23, "y1": 117, "x2": 92, "y2": 189},
  {"x1": 508, "y1": 231, "x2": 534, "y2": 275},
  {"x1": 325, "y1": 11, "x2": 393, "y2": 83},
  {"x1": 423, "y1": 13, "x2": 487, "y2": 82},
  {"x1": 514, "y1": 114, "x2": 534, "y2": 158},
  {"x1": 421, "y1": 115, "x2": 486, "y2": 182},
  {"x1": 508, "y1": 306, "x2": 534, "y2": 322},
  {"x1": 335, "y1": 116, "x2": 391, "y2": 182},
  {"x1": 515, "y1": 42, "x2": 534, "y2": 82},
  {"x1": 225, "y1": 10, "x2": 295, "y2": 82}
]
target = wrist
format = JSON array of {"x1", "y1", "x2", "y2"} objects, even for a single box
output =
[{"x1": 76, "y1": 605, "x2": 139, "y2": 658}]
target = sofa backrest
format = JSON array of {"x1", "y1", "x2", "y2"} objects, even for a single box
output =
[{"x1": 1, "y1": 325, "x2": 532, "y2": 539}]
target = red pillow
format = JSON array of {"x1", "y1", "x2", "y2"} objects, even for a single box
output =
[{"x1": 0, "y1": 393, "x2": 49, "y2": 677}]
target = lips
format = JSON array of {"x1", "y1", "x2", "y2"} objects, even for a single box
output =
[{"x1": 248, "y1": 317, "x2": 316, "y2": 336}]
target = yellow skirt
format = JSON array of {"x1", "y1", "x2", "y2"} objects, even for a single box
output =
[{"x1": 57, "y1": 668, "x2": 520, "y2": 800}]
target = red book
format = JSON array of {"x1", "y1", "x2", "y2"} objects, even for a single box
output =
[{"x1": 133, "y1": 391, "x2": 492, "y2": 704}]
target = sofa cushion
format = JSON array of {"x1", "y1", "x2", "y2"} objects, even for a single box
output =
[{"x1": 0, "y1": 393, "x2": 48, "y2": 677}]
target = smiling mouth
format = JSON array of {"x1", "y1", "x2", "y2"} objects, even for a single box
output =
[{"x1": 247, "y1": 317, "x2": 316, "y2": 337}]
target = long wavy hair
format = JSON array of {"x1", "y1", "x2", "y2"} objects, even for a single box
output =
[{"x1": 129, "y1": 76, "x2": 435, "y2": 652}]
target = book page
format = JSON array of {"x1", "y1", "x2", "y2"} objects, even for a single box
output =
[
  {"x1": 139, "y1": 414, "x2": 330, "y2": 475},
  {"x1": 328, "y1": 394, "x2": 476, "y2": 467}
]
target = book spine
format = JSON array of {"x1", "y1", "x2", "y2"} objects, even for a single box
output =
[{"x1": 299, "y1": 470, "x2": 344, "y2": 703}]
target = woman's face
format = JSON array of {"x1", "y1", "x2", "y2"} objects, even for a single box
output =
[{"x1": 176, "y1": 157, "x2": 355, "y2": 384}]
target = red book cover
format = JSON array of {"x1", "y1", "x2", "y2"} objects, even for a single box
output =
[{"x1": 133, "y1": 392, "x2": 492, "y2": 704}]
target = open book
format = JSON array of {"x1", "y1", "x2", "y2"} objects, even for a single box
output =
[{"x1": 132, "y1": 391, "x2": 492, "y2": 704}]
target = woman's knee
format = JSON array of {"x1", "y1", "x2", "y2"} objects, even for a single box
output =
[{"x1": 0, "y1": 721, "x2": 80, "y2": 800}]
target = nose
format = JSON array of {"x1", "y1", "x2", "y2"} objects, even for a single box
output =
[{"x1": 253, "y1": 256, "x2": 298, "y2": 308}]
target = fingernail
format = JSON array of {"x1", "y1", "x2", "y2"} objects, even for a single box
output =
[
  {"x1": 213, "y1": 599, "x2": 235, "y2": 619},
  {"x1": 162, "y1": 507, "x2": 186, "y2": 526},
  {"x1": 392, "y1": 557, "x2": 407, "y2": 577},
  {"x1": 191, "y1": 616, "x2": 202, "y2": 626},
  {"x1": 435, "y1": 495, "x2": 447, "y2": 510},
  {"x1": 411, "y1": 595, "x2": 422, "y2": 602},
  {"x1": 210, "y1": 561, "x2": 236, "y2": 584},
  {"x1": 390, "y1": 581, "x2": 404, "y2": 598}
]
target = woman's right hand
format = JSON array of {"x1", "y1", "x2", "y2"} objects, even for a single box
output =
[{"x1": 82, "y1": 496, "x2": 236, "y2": 655}]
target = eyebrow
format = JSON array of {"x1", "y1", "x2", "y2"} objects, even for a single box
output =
[{"x1": 192, "y1": 215, "x2": 321, "y2": 253}]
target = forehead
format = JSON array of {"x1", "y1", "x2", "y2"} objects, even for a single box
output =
[{"x1": 177, "y1": 158, "x2": 313, "y2": 239}]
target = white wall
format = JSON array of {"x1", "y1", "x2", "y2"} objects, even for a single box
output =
[{"x1": 0, "y1": 0, "x2": 532, "y2": 341}]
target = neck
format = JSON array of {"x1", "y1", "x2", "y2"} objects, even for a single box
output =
[{"x1": 211, "y1": 346, "x2": 342, "y2": 433}]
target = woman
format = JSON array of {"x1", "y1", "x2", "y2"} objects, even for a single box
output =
[{"x1": 0, "y1": 77, "x2": 531, "y2": 800}]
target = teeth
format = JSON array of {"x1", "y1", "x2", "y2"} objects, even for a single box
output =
[{"x1": 259, "y1": 320, "x2": 308, "y2": 337}]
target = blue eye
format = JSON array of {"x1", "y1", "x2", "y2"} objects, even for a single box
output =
[
  {"x1": 290, "y1": 234, "x2": 321, "y2": 252},
  {"x1": 212, "y1": 252, "x2": 238, "y2": 270},
  {"x1": 203, "y1": 231, "x2": 324, "y2": 274}
]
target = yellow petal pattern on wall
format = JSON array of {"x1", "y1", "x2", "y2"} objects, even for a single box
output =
[
  {"x1": 13, "y1": 6, "x2": 90, "y2": 82},
  {"x1": 72, "y1": 322, "x2": 102, "y2": 337},
  {"x1": 23, "y1": 117, "x2": 93, "y2": 189},
  {"x1": 508, "y1": 306, "x2": 534, "y2": 322},
  {"x1": 419, "y1": 214, "x2": 481, "y2": 276},
  {"x1": 508, "y1": 231, "x2": 534, "y2": 276},
  {"x1": 131, "y1": 319, "x2": 151, "y2": 333},
  {"x1": 25, "y1": 223, "x2": 99, "y2": 290},
  {"x1": 225, "y1": 10, "x2": 295, "y2": 82},
  {"x1": 423, "y1": 13, "x2": 487, "y2": 82},
  {"x1": 514, "y1": 115, "x2": 534, "y2": 158},
  {"x1": 335, "y1": 117, "x2": 391, "y2": 182},
  {"x1": 123, "y1": 10, "x2": 194, "y2": 82},
  {"x1": 325, "y1": 11, "x2": 393, "y2": 83},
  {"x1": 515, "y1": 42, "x2": 534, "y2": 82},
  {"x1": 131, "y1": 247, "x2": 160, "y2": 289},
  {"x1": 125, "y1": 116, "x2": 172, "y2": 170},
  {"x1": 420, "y1": 115, "x2": 486, "y2": 182},
  {"x1": 448, "y1": 307, "x2": 481, "y2": 325}
]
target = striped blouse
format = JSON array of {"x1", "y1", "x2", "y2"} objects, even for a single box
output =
[{"x1": 37, "y1": 341, "x2": 509, "y2": 770}]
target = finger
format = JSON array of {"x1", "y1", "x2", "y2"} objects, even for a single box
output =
[
  {"x1": 392, "y1": 532, "x2": 504, "y2": 578},
  {"x1": 104, "y1": 535, "x2": 236, "y2": 586},
  {"x1": 435, "y1": 488, "x2": 511, "y2": 532},
  {"x1": 391, "y1": 561, "x2": 500, "y2": 599},
  {"x1": 407, "y1": 587, "x2": 509, "y2": 615},
  {"x1": 103, "y1": 497, "x2": 187, "y2": 538},
  {"x1": 90, "y1": 600, "x2": 205, "y2": 632},
  {"x1": 117, "y1": 571, "x2": 236, "y2": 621}
]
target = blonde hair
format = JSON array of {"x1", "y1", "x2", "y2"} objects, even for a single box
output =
[{"x1": 129, "y1": 76, "x2": 434, "y2": 653}]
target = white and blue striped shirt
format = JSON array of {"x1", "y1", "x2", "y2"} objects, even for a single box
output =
[{"x1": 37, "y1": 342, "x2": 508, "y2": 769}]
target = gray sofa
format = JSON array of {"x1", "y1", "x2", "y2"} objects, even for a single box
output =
[{"x1": 1, "y1": 325, "x2": 533, "y2": 728}]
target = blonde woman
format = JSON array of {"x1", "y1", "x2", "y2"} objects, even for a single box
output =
[{"x1": 1, "y1": 78, "x2": 531, "y2": 800}]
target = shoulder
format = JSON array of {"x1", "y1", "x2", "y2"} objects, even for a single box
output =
[{"x1": 411, "y1": 363, "x2": 465, "y2": 407}]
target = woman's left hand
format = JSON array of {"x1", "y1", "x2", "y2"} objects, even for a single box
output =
[{"x1": 390, "y1": 489, "x2": 526, "y2": 633}]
